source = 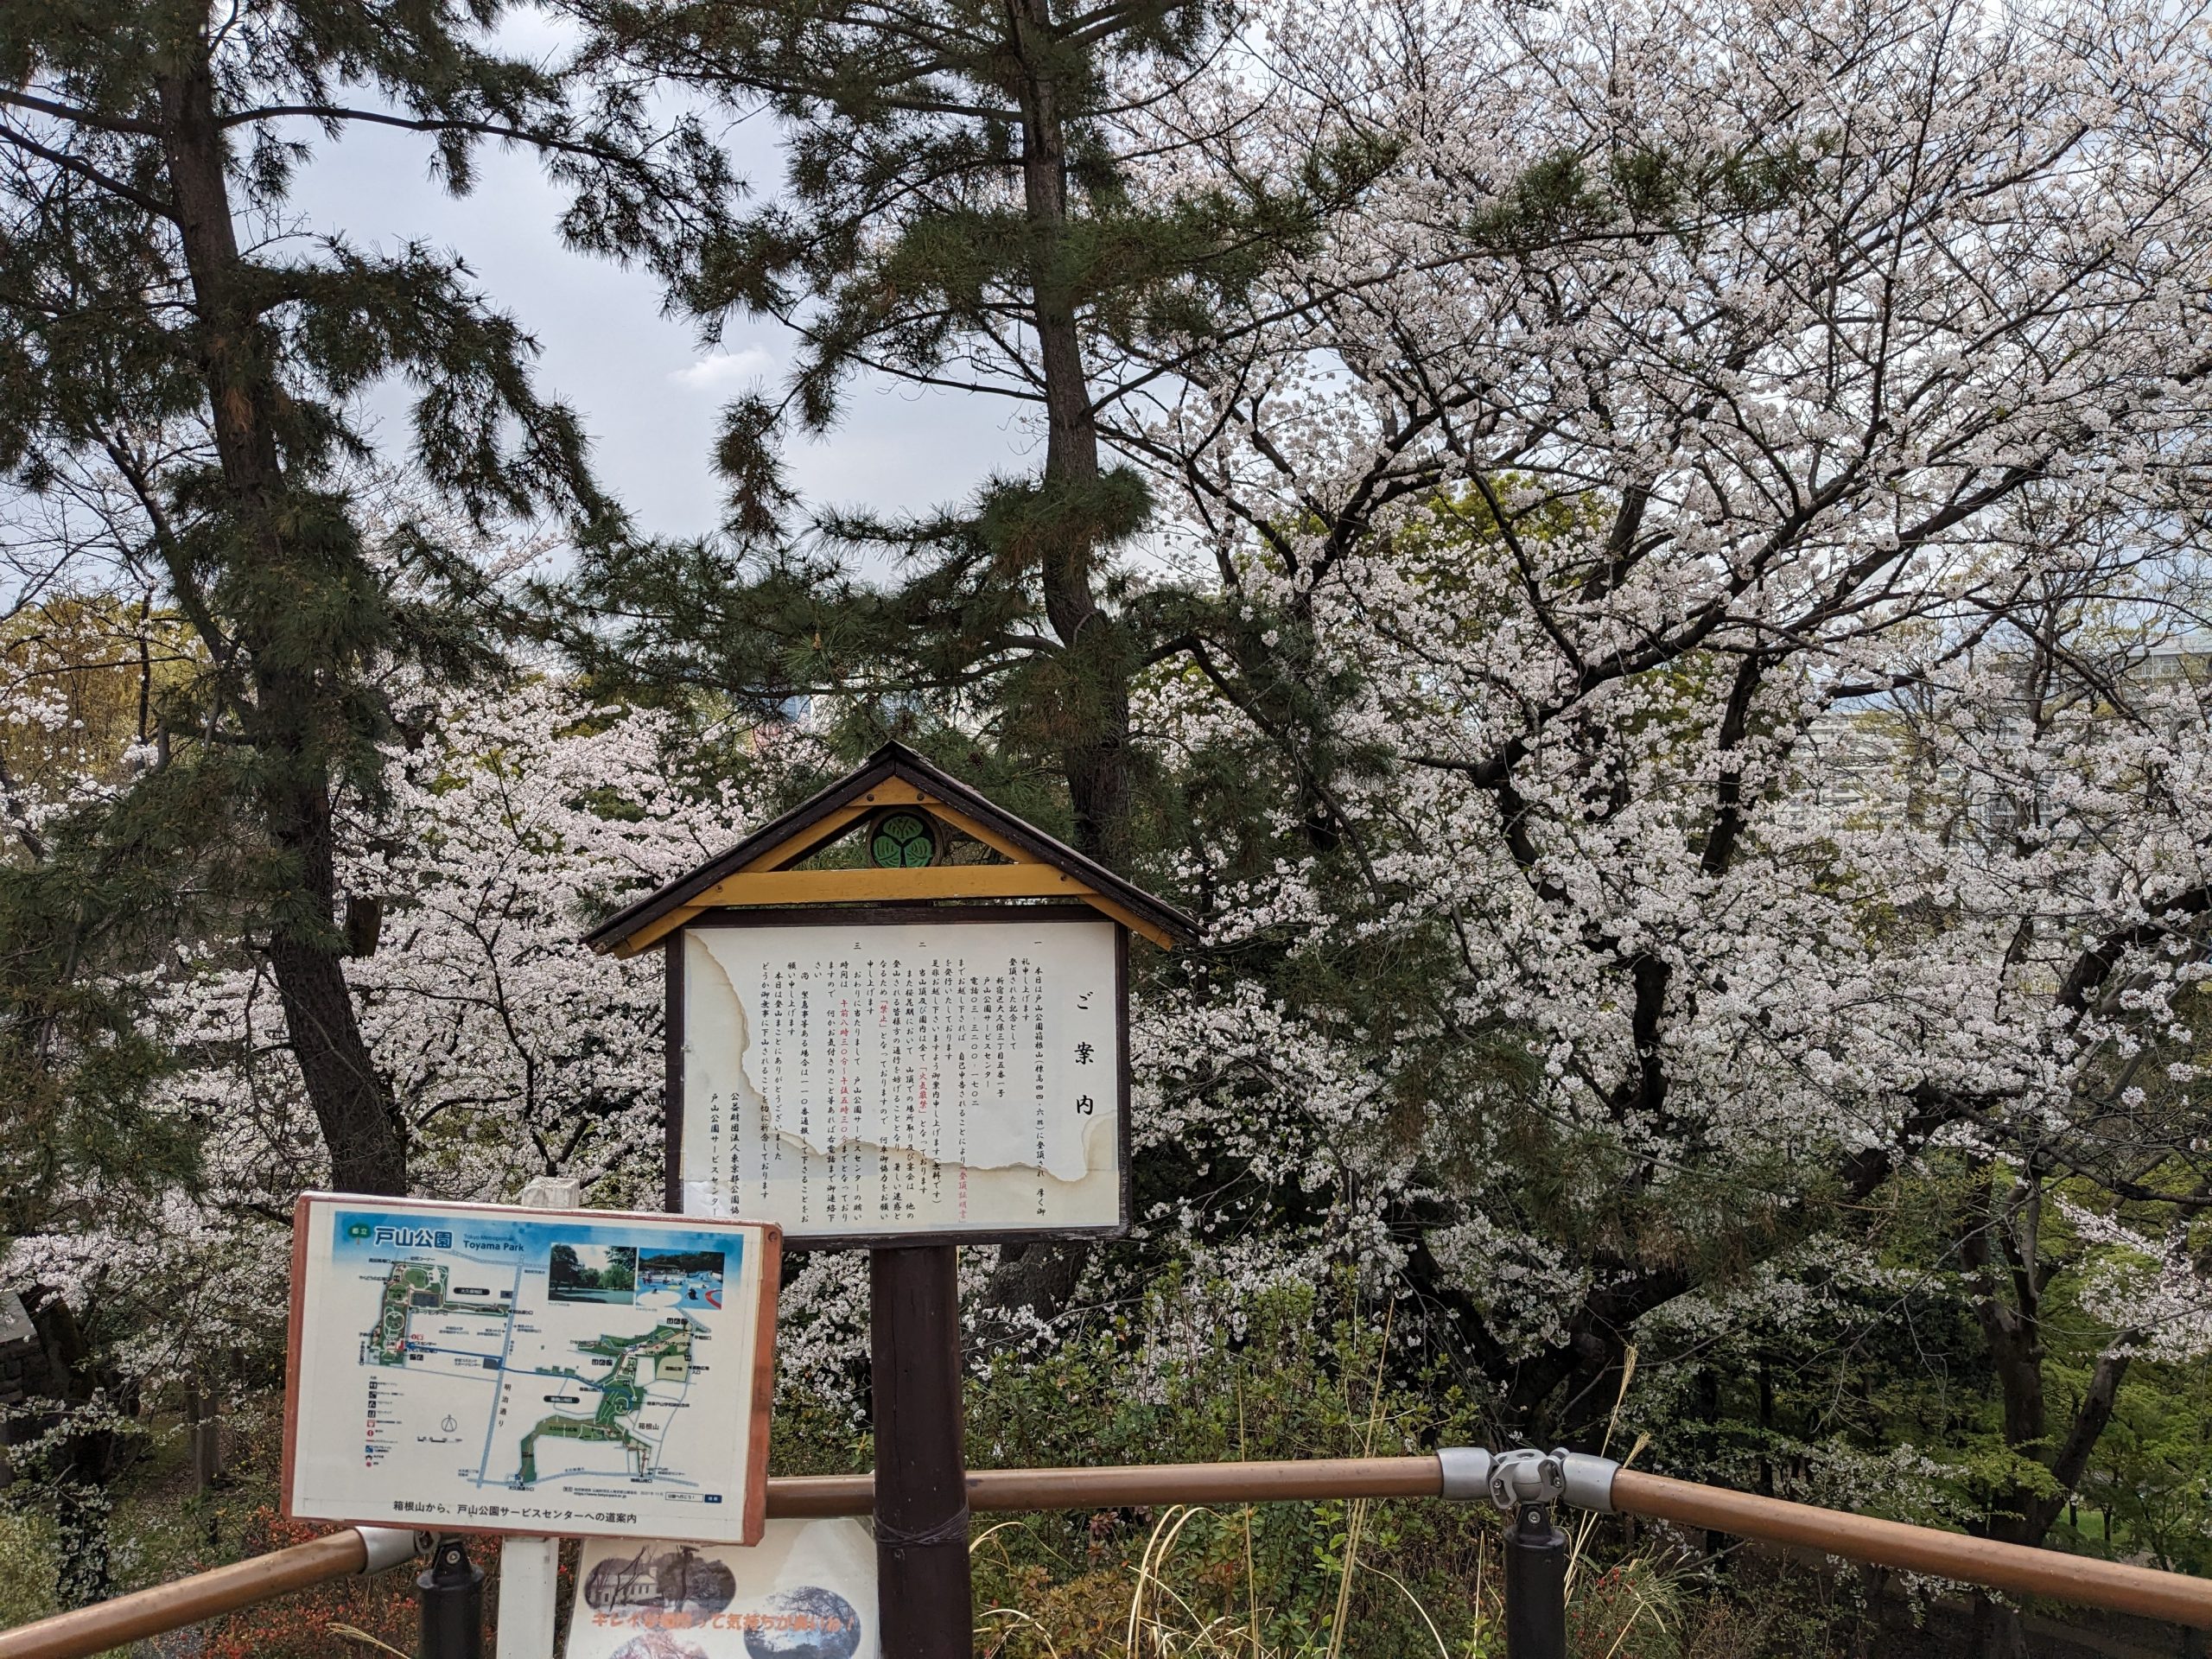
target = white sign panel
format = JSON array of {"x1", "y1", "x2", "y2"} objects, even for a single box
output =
[
  {"x1": 566, "y1": 1519, "x2": 879, "y2": 1659},
  {"x1": 679, "y1": 915, "x2": 1125, "y2": 1241},
  {"x1": 283, "y1": 1195, "x2": 779, "y2": 1543}
]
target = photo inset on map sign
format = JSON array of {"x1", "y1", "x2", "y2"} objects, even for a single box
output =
[
  {"x1": 550, "y1": 1243, "x2": 637, "y2": 1304},
  {"x1": 565, "y1": 1521, "x2": 876, "y2": 1659},
  {"x1": 638, "y1": 1249, "x2": 724, "y2": 1310},
  {"x1": 742, "y1": 1587, "x2": 863, "y2": 1659}
]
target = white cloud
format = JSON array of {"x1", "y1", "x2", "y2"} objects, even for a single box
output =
[{"x1": 670, "y1": 346, "x2": 777, "y2": 391}]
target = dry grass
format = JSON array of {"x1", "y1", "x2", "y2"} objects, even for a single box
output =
[{"x1": 973, "y1": 1317, "x2": 1682, "y2": 1659}]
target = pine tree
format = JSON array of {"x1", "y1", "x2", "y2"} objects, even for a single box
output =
[
  {"x1": 557, "y1": 0, "x2": 1378, "y2": 862},
  {"x1": 0, "y1": 0, "x2": 731, "y2": 1194}
]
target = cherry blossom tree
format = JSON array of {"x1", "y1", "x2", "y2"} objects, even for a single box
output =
[
  {"x1": 1093, "y1": 0, "x2": 2212, "y2": 1633},
  {"x1": 9, "y1": 0, "x2": 2212, "y2": 1636},
  {"x1": 2, "y1": 640, "x2": 818, "y2": 1599}
]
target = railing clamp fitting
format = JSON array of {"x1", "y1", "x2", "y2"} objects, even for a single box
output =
[
  {"x1": 1483, "y1": 1449, "x2": 1578, "y2": 1659},
  {"x1": 1437, "y1": 1445, "x2": 1619, "y2": 1514},
  {"x1": 1488, "y1": 1447, "x2": 1567, "y2": 1517},
  {"x1": 1437, "y1": 1445, "x2": 1494, "y2": 1500},
  {"x1": 352, "y1": 1525, "x2": 426, "y2": 1576}
]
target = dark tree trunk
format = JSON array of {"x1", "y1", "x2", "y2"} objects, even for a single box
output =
[
  {"x1": 1968, "y1": 1593, "x2": 2029, "y2": 1659},
  {"x1": 972, "y1": 1238, "x2": 1090, "y2": 1357},
  {"x1": 1010, "y1": 0, "x2": 1135, "y2": 871},
  {"x1": 1959, "y1": 1165, "x2": 2133, "y2": 1657},
  {"x1": 1859, "y1": 1566, "x2": 1891, "y2": 1659},
  {"x1": 156, "y1": 55, "x2": 405, "y2": 1196},
  {"x1": 28, "y1": 1294, "x2": 125, "y2": 1609},
  {"x1": 963, "y1": 0, "x2": 1143, "y2": 1334}
]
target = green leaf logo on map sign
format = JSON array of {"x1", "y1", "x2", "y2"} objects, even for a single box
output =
[{"x1": 869, "y1": 810, "x2": 938, "y2": 868}]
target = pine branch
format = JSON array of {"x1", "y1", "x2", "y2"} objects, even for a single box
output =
[
  {"x1": 213, "y1": 104, "x2": 655, "y2": 169},
  {"x1": 0, "y1": 88, "x2": 162, "y2": 136},
  {"x1": 0, "y1": 121, "x2": 175, "y2": 219}
]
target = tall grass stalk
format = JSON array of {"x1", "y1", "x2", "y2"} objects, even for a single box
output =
[
  {"x1": 1463, "y1": 1535, "x2": 1491, "y2": 1659},
  {"x1": 1128, "y1": 1503, "x2": 1221, "y2": 1656},
  {"x1": 1323, "y1": 1300, "x2": 1395, "y2": 1659},
  {"x1": 1238, "y1": 1380, "x2": 1261, "y2": 1658},
  {"x1": 1566, "y1": 1345, "x2": 1642, "y2": 1600}
]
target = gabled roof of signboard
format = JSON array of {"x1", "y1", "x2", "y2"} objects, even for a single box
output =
[{"x1": 583, "y1": 740, "x2": 1198, "y2": 955}]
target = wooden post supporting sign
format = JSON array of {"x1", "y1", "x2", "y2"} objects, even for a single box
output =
[
  {"x1": 871, "y1": 1246, "x2": 971, "y2": 1657},
  {"x1": 587, "y1": 742, "x2": 1198, "y2": 1657}
]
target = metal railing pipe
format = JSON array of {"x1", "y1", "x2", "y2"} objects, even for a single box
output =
[
  {"x1": 9, "y1": 1454, "x2": 2212, "y2": 1657},
  {"x1": 767, "y1": 1459, "x2": 2212, "y2": 1629},
  {"x1": 0, "y1": 1526, "x2": 420, "y2": 1659},
  {"x1": 1608, "y1": 1468, "x2": 2212, "y2": 1630},
  {"x1": 762, "y1": 1454, "x2": 1445, "y2": 1518}
]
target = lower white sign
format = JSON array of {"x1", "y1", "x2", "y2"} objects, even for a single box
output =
[
  {"x1": 566, "y1": 1519, "x2": 879, "y2": 1659},
  {"x1": 283, "y1": 1194, "x2": 779, "y2": 1544}
]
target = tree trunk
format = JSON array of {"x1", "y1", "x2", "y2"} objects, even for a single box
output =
[
  {"x1": 1968, "y1": 1593, "x2": 2029, "y2": 1659},
  {"x1": 1859, "y1": 1565, "x2": 1890, "y2": 1659},
  {"x1": 971, "y1": 1238, "x2": 1089, "y2": 1358},
  {"x1": 29, "y1": 1294, "x2": 122, "y2": 1609},
  {"x1": 968, "y1": 0, "x2": 1139, "y2": 1334},
  {"x1": 1010, "y1": 0, "x2": 1135, "y2": 868},
  {"x1": 1959, "y1": 1166, "x2": 2133, "y2": 1656},
  {"x1": 156, "y1": 54, "x2": 405, "y2": 1195}
]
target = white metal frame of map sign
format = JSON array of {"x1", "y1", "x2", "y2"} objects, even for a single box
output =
[
  {"x1": 671, "y1": 904, "x2": 1131, "y2": 1248},
  {"x1": 283, "y1": 1193, "x2": 781, "y2": 1545}
]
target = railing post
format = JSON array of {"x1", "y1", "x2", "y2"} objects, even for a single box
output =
[
  {"x1": 494, "y1": 1537, "x2": 559, "y2": 1659},
  {"x1": 1500, "y1": 1490, "x2": 1567, "y2": 1658},
  {"x1": 1488, "y1": 1451, "x2": 1568, "y2": 1659},
  {"x1": 416, "y1": 1535, "x2": 483, "y2": 1659},
  {"x1": 1442, "y1": 1446, "x2": 1615, "y2": 1659},
  {"x1": 496, "y1": 1174, "x2": 582, "y2": 1659}
]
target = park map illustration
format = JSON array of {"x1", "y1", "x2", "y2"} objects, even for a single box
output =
[{"x1": 288, "y1": 1203, "x2": 766, "y2": 1542}]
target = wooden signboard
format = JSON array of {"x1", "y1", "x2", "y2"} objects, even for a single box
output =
[
  {"x1": 283, "y1": 1194, "x2": 779, "y2": 1545},
  {"x1": 587, "y1": 742, "x2": 1193, "y2": 1251},
  {"x1": 585, "y1": 742, "x2": 1196, "y2": 1659}
]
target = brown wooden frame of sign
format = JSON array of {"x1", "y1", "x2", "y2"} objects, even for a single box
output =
[
  {"x1": 663, "y1": 902, "x2": 1133, "y2": 1249},
  {"x1": 280, "y1": 1192, "x2": 782, "y2": 1545},
  {"x1": 585, "y1": 741, "x2": 1197, "y2": 959}
]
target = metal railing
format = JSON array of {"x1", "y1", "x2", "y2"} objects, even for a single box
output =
[
  {"x1": 0, "y1": 1523, "x2": 423, "y2": 1659},
  {"x1": 3, "y1": 1452, "x2": 2208, "y2": 1659}
]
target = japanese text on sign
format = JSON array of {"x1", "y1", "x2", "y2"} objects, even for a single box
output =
[{"x1": 681, "y1": 918, "x2": 1122, "y2": 1238}]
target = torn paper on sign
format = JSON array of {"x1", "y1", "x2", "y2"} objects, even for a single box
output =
[{"x1": 687, "y1": 919, "x2": 1116, "y2": 1182}]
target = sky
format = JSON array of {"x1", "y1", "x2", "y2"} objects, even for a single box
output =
[{"x1": 282, "y1": 106, "x2": 1034, "y2": 543}]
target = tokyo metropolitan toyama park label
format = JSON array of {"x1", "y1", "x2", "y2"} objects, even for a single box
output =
[
  {"x1": 677, "y1": 916, "x2": 1124, "y2": 1238},
  {"x1": 283, "y1": 1196, "x2": 779, "y2": 1544}
]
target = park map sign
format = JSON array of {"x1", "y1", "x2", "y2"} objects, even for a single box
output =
[{"x1": 283, "y1": 1195, "x2": 779, "y2": 1545}]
